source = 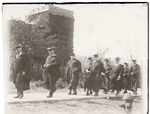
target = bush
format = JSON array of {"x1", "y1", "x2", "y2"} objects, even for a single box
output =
[
  {"x1": 56, "y1": 79, "x2": 67, "y2": 89},
  {"x1": 30, "y1": 80, "x2": 45, "y2": 89}
]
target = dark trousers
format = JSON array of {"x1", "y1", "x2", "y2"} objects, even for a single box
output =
[
  {"x1": 130, "y1": 77, "x2": 138, "y2": 93},
  {"x1": 68, "y1": 84, "x2": 77, "y2": 91},
  {"x1": 92, "y1": 77, "x2": 101, "y2": 92},
  {"x1": 15, "y1": 74, "x2": 24, "y2": 95},
  {"x1": 84, "y1": 77, "x2": 93, "y2": 90},
  {"x1": 48, "y1": 74, "x2": 57, "y2": 94},
  {"x1": 17, "y1": 88, "x2": 23, "y2": 95},
  {"x1": 68, "y1": 76, "x2": 79, "y2": 92},
  {"x1": 123, "y1": 76, "x2": 130, "y2": 90},
  {"x1": 110, "y1": 78, "x2": 122, "y2": 92}
]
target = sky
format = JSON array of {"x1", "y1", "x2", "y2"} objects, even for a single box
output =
[{"x1": 3, "y1": 4, "x2": 148, "y2": 63}]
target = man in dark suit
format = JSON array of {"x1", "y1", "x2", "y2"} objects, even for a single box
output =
[
  {"x1": 123, "y1": 63, "x2": 130, "y2": 93},
  {"x1": 13, "y1": 44, "x2": 31, "y2": 99},
  {"x1": 130, "y1": 59, "x2": 141, "y2": 94},
  {"x1": 102, "y1": 58, "x2": 112, "y2": 94},
  {"x1": 66, "y1": 53, "x2": 82, "y2": 95},
  {"x1": 91, "y1": 54, "x2": 105, "y2": 96},
  {"x1": 84, "y1": 57, "x2": 93, "y2": 95},
  {"x1": 43, "y1": 47, "x2": 61, "y2": 98},
  {"x1": 110, "y1": 57, "x2": 123, "y2": 96}
]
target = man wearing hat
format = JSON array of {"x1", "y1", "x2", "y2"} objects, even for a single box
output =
[
  {"x1": 110, "y1": 57, "x2": 123, "y2": 96},
  {"x1": 43, "y1": 47, "x2": 61, "y2": 98},
  {"x1": 102, "y1": 58, "x2": 112, "y2": 94},
  {"x1": 91, "y1": 54, "x2": 105, "y2": 96},
  {"x1": 65, "y1": 53, "x2": 82, "y2": 95},
  {"x1": 123, "y1": 63, "x2": 130, "y2": 93},
  {"x1": 84, "y1": 57, "x2": 93, "y2": 95},
  {"x1": 13, "y1": 44, "x2": 31, "y2": 99},
  {"x1": 130, "y1": 59, "x2": 141, "y2": 94}
]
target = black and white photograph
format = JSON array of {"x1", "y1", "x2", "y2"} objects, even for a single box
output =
[{"x1": 2, "y1": 2, "x2": 148, "y2": 114}]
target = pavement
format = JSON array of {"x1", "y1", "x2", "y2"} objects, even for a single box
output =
[{"x1": 6, "y1": 88, "x2": 142, "y2": 104}]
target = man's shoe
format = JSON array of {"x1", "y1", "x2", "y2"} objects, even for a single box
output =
[
  {"x1": 133, "y1": 91, "x2": 137, "y2": 95},
  {"x1": 94, "y1": 92, "x2": 98, "y2": 96},
  {"x1": 123, "y1": 90, "x2": 127, "y2": 94},
  {"x1": 68, "y1": 92, "x2": 71, "y2": 95},
  {"x1": 115, "y1": 91, "x2": 119, "y2": 96},
  {"x1": 47, "y1": 92, "x2": 53, "y2": 98},
  {"x1": 90, "y1": 91, "x2": 93, "y2": 94},
  {"x1": 18, "y1": 94, "x2": 23, "y2": 99},
  {"x1": 47, "y1": 95, "x2": 52, "y2": 98},
  {"x1": 103, "y1": 91, "x2": 107, "y2": 94},
  {"x1": 119, "y1": 104, "x2": 125, "y2": 108},
  {"x1": 110, "y1": 89, "x2": 114, "y2": 93},
  {"x1": 72, "y1": 91, "x2": 77, "y2": 95},
  {"x1": 14, "y1": 94, "x2": 20, "y2": 98},
  {"x1": 86, "y1": 93, "x2": 89, "y2": 96}
]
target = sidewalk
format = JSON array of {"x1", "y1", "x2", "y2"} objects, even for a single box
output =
[{"x1": 6, "y1": 88, "x2": 142, "y2": 104}]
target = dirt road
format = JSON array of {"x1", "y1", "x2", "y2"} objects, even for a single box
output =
[
  {"x1": 5, "y1": 82, "x2": 143, "y2": 114},
  {"x1": 6, "y1": 96, "x2": 142, "y2": 114}
]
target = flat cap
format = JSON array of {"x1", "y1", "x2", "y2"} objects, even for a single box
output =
[
  {"x1": 131, "y1": 59, "x2": 136, "y2": 62},
  {"x1": 47, "y1": 47, "x2": 56, "y2": 51},
  {"x1": 104, "y1": 58, "x2": 109, "y2": 61},
  {"x1": 94, "y1": 54, "x2": 99, "y2": 57},
  {"x1": 124, "y1": 63, "x2": 128, "y2": 66},
  {"x1": 114, "y1": 57, "x2": 120, "y2": 60},
  {"x1": 15, "y1": 44, "x2": 22, "y2": 49},
  {"x1": 70, "y1": 53, "x2": 75, "y2": 56},
  {"x1": 88, "y1": 57, "x2": 92, "y2": 60}
]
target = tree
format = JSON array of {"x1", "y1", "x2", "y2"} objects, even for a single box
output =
[{"x1": 9, "y1": 19, "x2": 47, "y2": 80}]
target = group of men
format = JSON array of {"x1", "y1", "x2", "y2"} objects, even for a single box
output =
[
  {"x1": 66, "y1": 53, "x2": 141, "y2": 97},
  {"x1": 83, "y1": 55, "x2": 141, "y2": 96},
  {"x1": 12, "y1": 45, "x2": 61, "y2": 98},
  {"x1": 12, "y1": 45, "x2": 141, "y2": 99}
]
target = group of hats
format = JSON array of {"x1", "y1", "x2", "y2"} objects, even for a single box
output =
[{"x1": 15, "y1": 45, "x2": 137, "y2": 63}]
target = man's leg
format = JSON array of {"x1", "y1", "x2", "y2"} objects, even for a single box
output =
[
  {"x1": 72, "y1": 77, "x2": 79, "y2": 95},
  {"x1": 94, "y1": 79, "x2": 99, "y2": 96},
  {"x1": 115, "y1": 80, "x2": 122, "y2": 96},
  {"x1": 68, "y1": 89, "x2": 72, "y2": 95},
  {"x1": 47, "y1": 75, "x2": 53, "y2": 98},
  {"x1": 14, "y1": 75, "x2": 23, "y2": 99},
  {"x1": 18, "y1": 85, "x2": 24, "y2": 99},
  {"x1": 47, "y1": 76, "x2": 57, "y2": 98},
  {"x1": 123, "y1": 78, "x2": 127, "y2": 93},
  {"x1": 68, "y1": 77, "x2": 76, "y2": 95},
  {"x1": 86, "y1": 88, "x2": 89, "y2": 95},
  {"x1": 43, "y1": 70, "x2": 50, "y2": 89},
  {"x1": 72, "y1": 85, "x2": 77, "y2": 95},
  {"x1": 14, "y1": 88, "x2": 20, "y2": 98},
  {"x1": 133, "y1": 80, "x2": 138, "y2": 94}
]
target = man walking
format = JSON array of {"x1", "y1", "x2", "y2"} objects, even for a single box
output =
[
  {"x1": 110, "y1": 57, "x2": 123, "y2": 96},
  {"x1": 84, "y1": 57, "x2": 93, "y2": 95},
  {"x1": 91, "y1": 54, "x2": 105, "y2": 96},
  {"x1": 123, "y1": 63, "x2": 130, "y2": 93},
  {"x1": 13, "y1": 44, "x2": 31, "y2": 99},
  {"x1": 66, "y1": 53, "x2": 82, "y2": 95},
  {"x1": 43, "y1": 47, "x2": 61, "y2": 98},
  {"x1": 102, "y1": 58, "x2": 112, "y2": 94},
  {"x1": 130, "y1": 59, "x2": 141, "y2": 94}
]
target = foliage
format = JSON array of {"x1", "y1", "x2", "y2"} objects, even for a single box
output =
[
  {"x1": 9, "y1": 19, "x2": 49, "y2": 80},
  {"x1": 9, "y1": 18, "x2": 69, "y2": 81}
]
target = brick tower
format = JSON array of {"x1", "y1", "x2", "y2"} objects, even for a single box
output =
[{"x1": 27, "y1": 5, "x2": 74, "y2": 66}]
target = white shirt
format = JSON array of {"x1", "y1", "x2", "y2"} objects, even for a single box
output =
[{"x1": 16, "y1": 52, "x2": 22, "y2": 59}]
